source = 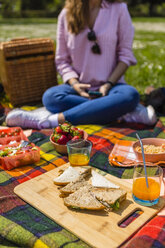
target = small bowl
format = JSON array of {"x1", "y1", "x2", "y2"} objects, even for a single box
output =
[
  {"x1": 133, "y1": 138, "x2": 165, "y2": 163},
  {"x1": 50, "y1": 131, "x2": 88, "y2": 155}
]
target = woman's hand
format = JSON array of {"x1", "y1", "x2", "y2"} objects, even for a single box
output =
[
  {"x1": 72, "y1": 82, "x2": 91, "y2": 98},
  {"x1": 99, "y1": 83, "x2": 112, "y2": 96}
]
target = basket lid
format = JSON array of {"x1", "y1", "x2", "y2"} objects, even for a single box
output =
[{"x1": 1, "y1": 38, "x2": 55, "y2": 59}]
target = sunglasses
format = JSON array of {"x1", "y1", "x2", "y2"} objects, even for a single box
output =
[{"x1": 87, "y1": 29, "x2": 101, "y2": 55}]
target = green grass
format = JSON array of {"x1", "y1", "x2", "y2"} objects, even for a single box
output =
[
  {"x1": 125, "y1": 31, "x2": 165, "y2": 93},
  {"x1": 0, "y1": 18, "x2": 165, "y2": 94},
  {"x1": 0, "y1": 17, "x2": 164, "y2": 23},
  {"x1": 0, "y1": 18, "x2": 57, "y2": 24},
  {"x1": 132, "y1": 17, "x2": 165, "y2": 22}
]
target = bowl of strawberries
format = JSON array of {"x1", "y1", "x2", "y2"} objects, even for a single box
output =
[{"x1": 50, "y1": 122, "x2": 88, "y2": 154}]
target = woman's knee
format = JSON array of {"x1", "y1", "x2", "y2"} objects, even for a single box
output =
[
  {"x1": 42, "y1": 85, "x2": 68, "y2": 107},
  {"x1": 111, "y1": 84, "x2": 139, "y2": 111},
  {"x1": 42, "y1": 85, "x2": 69, "y2": 112},
  {"x1": 42, "y1": 86, "x2": 56, "y2": 108},
  {"x1": 128, "y1": 86, "x2": 139, "y2": 104},
  {"x1": 123, "y1": 86, "x2": 140, "y2": 110}
]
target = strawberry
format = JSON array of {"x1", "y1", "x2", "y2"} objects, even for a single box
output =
[
  {"x1": 70, "y1": 126, "x2": 78, "y2": 137},
  {"x1": 55, "y1": 126, "x2": 63, "y2": 134},
  {"x1": 53, "y1": 133, "x2": 62, "y2": 143},
  {"x1": 70, "y1": 127, "x2": 84, "y2": 138},
  {"x1": 51, "y1": 135, "x2": 56, "y2": 142},
  {"x1": 57, "y1": 134, "x2": 69, "y2": 145},
  {"x1": 51, "y1": 122, "x2": 84, "y2": 145},
  {"x1": 67, "y1": 133, "x2": 73, "y2": 140},
  {"x1": 72, "y1": 135, "x2": 80, "y2": 141},
  {"x1": 77, "y1": 129, "x2": 84, "y2": 138},
  {"x1": 60, "y1": 122, "x2": 71, "y2": 132}
]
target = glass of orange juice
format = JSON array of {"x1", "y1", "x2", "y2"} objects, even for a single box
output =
[
  {"x1": 67, "y1": 139, "x2": 92, "y2": 166},
  {"x1": 132, "y1": 164, "x2": 163, "y2": 206}
]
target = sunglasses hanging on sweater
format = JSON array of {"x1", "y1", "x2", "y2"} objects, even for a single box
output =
[{"x1": 87, "y1": 29, "x2": 101, "y2": 54}]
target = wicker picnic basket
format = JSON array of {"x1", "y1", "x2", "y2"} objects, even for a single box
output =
[{"x1": 0, "y1": 38, "x2": 57, "y2": 106}]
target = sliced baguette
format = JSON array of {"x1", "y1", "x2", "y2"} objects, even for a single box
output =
[
  {"x1": 64, "y1": 185, "x2": 105, "y2": 210},
  {"x1": 91, "y1": 170, "x2": 120, "y2": 189}
]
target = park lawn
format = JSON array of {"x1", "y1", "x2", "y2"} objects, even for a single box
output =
[
  {"x1": 125, "y1": 31, "x2": 165, "y2": 93},
  {"x1": 0, "y1": 18, "x2": 165, "y2": 94}
]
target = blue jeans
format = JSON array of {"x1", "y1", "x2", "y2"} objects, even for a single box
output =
[{"x1": 42, "y1": 83, "x2": 139, "y2": 125}]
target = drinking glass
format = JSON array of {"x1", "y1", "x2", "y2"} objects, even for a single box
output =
[
  {"x1": 132, "y1": 164, "x2": 163, "y2": 206},
  {"x1": 67, "y1": 139, "x2": 92, "y2": 166}
]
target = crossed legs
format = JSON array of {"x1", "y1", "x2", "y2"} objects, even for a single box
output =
[{"x1": 42, "y1": 83, "x2": 139, "y2": 125}]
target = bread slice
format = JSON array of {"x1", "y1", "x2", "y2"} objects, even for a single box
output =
[
  {"x1": 60, "y1": 168, "x2": 91, "y2": 195},
  {"x1": 91, "y1": 170, "x2": 120, "y2": 189},
  {"x1": 60, "y1": 177, "x2": 88, "y2": 196},
  {"x1": 53, "y1": 166, "x2": 91, "y2": 186},
  {"x1": 64, "y1": 185, "x2": 105, "y2": 210},
  {"x1": 53, "y1": 166, "x2": 80, "y2": 186},
  {"x1": 92, "y1": 188, "x2": 127, "y2": 210}
]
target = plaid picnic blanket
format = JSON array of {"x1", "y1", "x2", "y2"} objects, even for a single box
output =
[{"x1": 0, "y1": 118, "x2": 165, "y2": 248}]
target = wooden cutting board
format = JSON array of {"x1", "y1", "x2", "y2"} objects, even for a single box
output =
[{"x1": 14, "y1": 163, "x2": 165, "y2": 248}]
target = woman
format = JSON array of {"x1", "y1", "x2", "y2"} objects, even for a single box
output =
[{"x1": 6, "y1": 0, "x2": 156, "y2": 129}]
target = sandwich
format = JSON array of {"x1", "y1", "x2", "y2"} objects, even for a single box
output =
[
  {"x1": 91, "y1": 188, "x2": 127, "y2": 210},
  {"x1": 60, "y1": 169, "x2": 120, "y2": 196},
  {"x1": 91, "y1": 170, "x2": 120, "y2": 189},
  {"x1": 53, "y1": 166, "x2": 91, "y2": 186},
  {"x1": 64, "y1": 185, "x2": 127, "y2": 211},
  {"x1": 63, "y1": 185, "x2": 105, "y2": 210},
  {"x1": 60, "y1": 169, "x2": 91, "y2": 196},
  {"x1": 54, "y1": 166, "x2": 127, "y2": 211}
]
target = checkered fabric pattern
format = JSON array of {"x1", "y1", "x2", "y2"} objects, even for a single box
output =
[{"x1": 0, "y1": 118, "x2": 165, "y2": 247}]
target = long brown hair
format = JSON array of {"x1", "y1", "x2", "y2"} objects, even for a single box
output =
[{"x1": 65, "y1": 0, "x2": 122, "y2": 34}]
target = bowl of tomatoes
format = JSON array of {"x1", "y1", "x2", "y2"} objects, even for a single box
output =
[{"x1": 50, "y1": 122, "x2": 88, "y2": 155}]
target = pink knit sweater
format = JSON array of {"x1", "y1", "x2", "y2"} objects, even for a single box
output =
[{"x1": 55, "y1": 1, "x2": 137, "y2": 90}]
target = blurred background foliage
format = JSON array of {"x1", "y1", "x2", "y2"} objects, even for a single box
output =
[
  {"x1": 0, "y1": 0, "x2": 165, "y2": 18},
  {"x1": 0, "y1": 0, "x2": 64, "y2": 18}
]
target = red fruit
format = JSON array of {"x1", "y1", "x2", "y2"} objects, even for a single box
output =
[
  {"x1": 51, "y1": 122, "x2": 84, "y2": 145},
  {"x1": 57, "y1": 134, "x2": 69, "y2": 145},
  {"x1": 71, "y1": 127, "x2": 84, "y2": 138},
  {"x1": 67, "y1": 134, "x2": 73, "y2": 140},
  {"x1": 70, "y1": 127, "x2": 78, "y2": 136},
  {"x1": 60, "y1": 122, "x2": 71, "y2": 133},
  {"x1": 72, "y1": 135, "x2": 80, "y2": 141},
  {"x1": 71, "y1": 126, "x2": 78, "y2": 131},
  {"x1": 55, "y1": 126, "x2": 63, "y2": 134},
  {"x1": 78, "y1": 129, "x2": 84, "y2": 138},
  {"x1": 51, "y1": 135, "x2": 56, "y2": 142},
  {"x1": 52, "y1": 133, "x2": 62, "y2": 143}
]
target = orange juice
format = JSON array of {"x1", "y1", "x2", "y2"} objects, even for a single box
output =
[
  {"x1": 69, "y1": 153, "x2": 89, "y2": 166},
  {"x1": 133, "y1": 177, "x2": 160, "y2": 201}
]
